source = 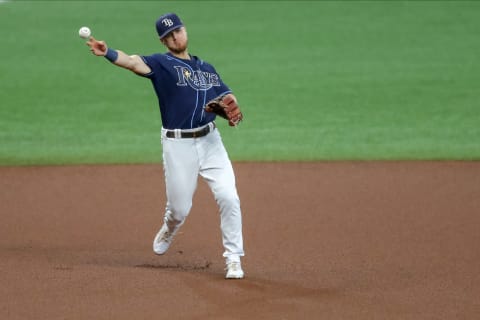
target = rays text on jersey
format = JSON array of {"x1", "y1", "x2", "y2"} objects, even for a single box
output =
[{"x1": 174, "y1": 66, "x2": 221, "y2": 90}]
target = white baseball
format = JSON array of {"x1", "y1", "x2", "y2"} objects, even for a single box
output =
[{"x1": 78, "y1": 26, "x2": 91, "y2": 39}]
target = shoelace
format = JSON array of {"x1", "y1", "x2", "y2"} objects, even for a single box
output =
[{"x1": 160, "y1": 230, "x2": 173, "y2": 243}]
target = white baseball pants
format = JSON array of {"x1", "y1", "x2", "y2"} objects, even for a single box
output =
[{"x1": 160, "y1": 124, "x2": 244, "y2": 262}]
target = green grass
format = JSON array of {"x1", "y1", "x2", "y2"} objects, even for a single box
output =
[{"x1": 1, "y1": 1, "x2": 479, "y2": 165}]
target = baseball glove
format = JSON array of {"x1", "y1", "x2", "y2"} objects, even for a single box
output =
[{"x1": 204, "y1": 95, "x2": 243, "y2": 126}]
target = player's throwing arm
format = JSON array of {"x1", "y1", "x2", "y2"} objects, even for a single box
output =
[{"x1": 80, "y1": 26, "x2": 151, "y2": 75}]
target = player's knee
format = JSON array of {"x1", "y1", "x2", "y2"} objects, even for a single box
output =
[{"x1": 215, "y1": 190, "x2": 240, "y2": 208}]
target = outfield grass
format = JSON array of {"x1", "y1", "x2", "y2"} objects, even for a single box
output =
[{"x1": 1, "y1": 1, "x2": 479, "y2": 165}]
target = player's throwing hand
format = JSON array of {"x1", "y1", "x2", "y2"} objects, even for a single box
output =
[{"x1": 86, "y1": 37, "x2": 108, "y2": 56}]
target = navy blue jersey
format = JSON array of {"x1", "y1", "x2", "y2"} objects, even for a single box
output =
[{"x1": 141, "y1": 53, "x2": 232, "y2": 130}]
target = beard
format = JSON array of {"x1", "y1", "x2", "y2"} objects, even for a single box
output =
[{"x1": 168, "y1": 40, "x2": 188, "y2": 54}]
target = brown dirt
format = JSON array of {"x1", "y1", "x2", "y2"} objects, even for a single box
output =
[{"x1": 1, "y1": 162, "x2": 479, "y2": 319}]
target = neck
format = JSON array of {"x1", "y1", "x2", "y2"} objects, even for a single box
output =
[{"x1": 170, "y1": 50, "x2": 190, "y2": 60}]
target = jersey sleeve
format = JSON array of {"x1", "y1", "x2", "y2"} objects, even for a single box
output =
[{"x1": 138, "y1": 54, "x2": 158, "y2": 79}]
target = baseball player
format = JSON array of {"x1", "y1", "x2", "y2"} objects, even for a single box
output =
[{"x1": 85, "y1": 13, "x2": 245, "y2": 279}]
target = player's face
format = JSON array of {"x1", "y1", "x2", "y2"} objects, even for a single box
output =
[{"x1": 162, "y1": 27, "x2": 188, "y2": 54}]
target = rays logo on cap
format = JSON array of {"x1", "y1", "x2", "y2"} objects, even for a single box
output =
[
  {"x1": 162, "y1": 19, "x2": 174, "y2": 27},
  {"x1": 156, "y1": 13, "x2": 184, "y2": 39}
]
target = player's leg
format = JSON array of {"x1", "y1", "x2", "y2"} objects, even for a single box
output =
[
  {"x1": 198, "y1": 129, "x2": 244, "y2": 277},
  {"x1": 153, "y1": 136, "x2": 200, "y2": 255}
]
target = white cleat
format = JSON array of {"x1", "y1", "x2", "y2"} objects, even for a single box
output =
[
  {"x1": 225, "y1": 261, "x2": 244, "y2": 279},
  {"x1": 153, "y1": 223, "x2": 178, "y2": 255}
]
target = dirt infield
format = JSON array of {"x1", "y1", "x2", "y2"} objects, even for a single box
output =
[{"x1": 1, "y1": 162, "x2": 479, "y2": 319}]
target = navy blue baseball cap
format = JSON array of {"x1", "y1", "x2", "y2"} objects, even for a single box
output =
[{"x1": 156, "y1": 13, "x2": 183, "y2": 39}]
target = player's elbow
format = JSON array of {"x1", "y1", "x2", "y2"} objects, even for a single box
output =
[
  {"x1": 124, "y1": 54, "x2": 139, "y2": 71},
  {"x1": 127, "y1": 54, "x2": 151, "y2": 74}
]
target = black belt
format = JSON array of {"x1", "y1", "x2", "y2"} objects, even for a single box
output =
[{"x1": 165, "y1": 123, "x2": 215, "y2": 139}]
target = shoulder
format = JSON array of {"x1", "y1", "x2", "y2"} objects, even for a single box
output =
[
  {"x1": 141, "y1": 53, "x2": 177, "y2": 73},
  {"x1": 192, "y1": 55, "x2": 216, "y2": 70},
  {"x1": 193, "y1": 55, "x2": 209, "y2": 65},
  {"x1": 138, "y1": 53, "x2": 171, "y2": 78},
  {"x1": 142, "y1": 53, "x2": 169, "y2": 63}
]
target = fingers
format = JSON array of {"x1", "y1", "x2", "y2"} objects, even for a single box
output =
[
  {"x1": 84, "y1": 37, "x2": 107, "y2": 56},
  {"x1": 85, "y1": 36, "x2": 96, "y2": 46},
  {"x1": 85, "y1": 37, "x2": 96, "y2": 51},
  {"x1": 85, "y1": 36, "x2": 104, "y2": 48}
]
